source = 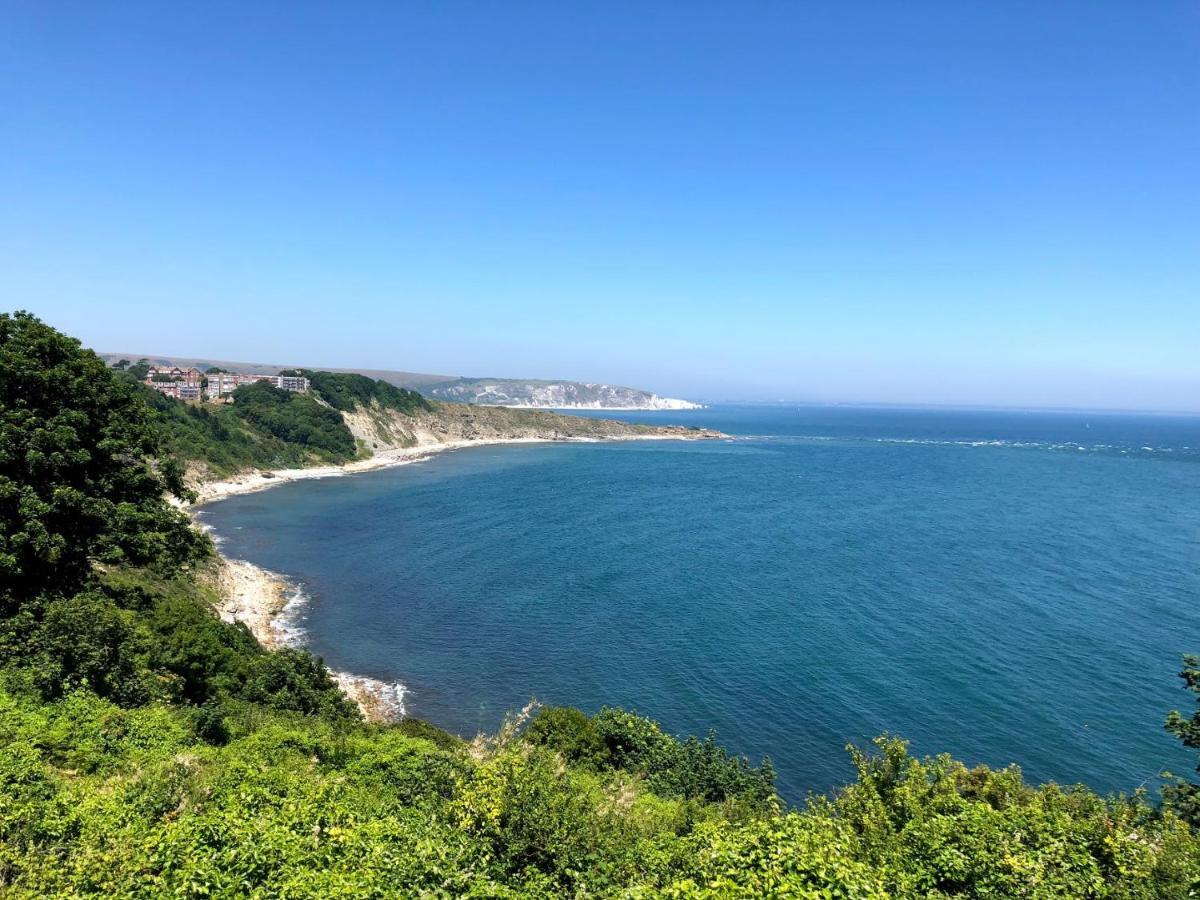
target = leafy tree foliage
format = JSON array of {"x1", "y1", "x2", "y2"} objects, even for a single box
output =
[
  {"x1": 291, "y1": 368, "x2": 434, "y2": 415},
  {"x1": 1165, "y1": 655, "x2": 1200, "y2": 826},
  {"x1": 527, "y1": 706, "x2": 777, "y2": 807},
  {"x1": 136, "y1": 385, "x2": 321, "y2": 476},
  {"x1": 124, "y1": 359, "x2": 151, "y2": 380},
  {"x1": 31, "y1": 593, "x2": 147, "y2": 706},
  {"x1": 0, "y1": 311, "x2": 202, "y2": 610},
  {"x1": 229, "y1": 380, "x2": 358, "y2": 458},
  {"x1": 0, "y1": 315, "x2": 354, "y2": 720}
]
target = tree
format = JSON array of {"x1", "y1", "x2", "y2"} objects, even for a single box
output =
[
  {"x1": 0, "y1": 311, "x2": 204, "y2": 612},
  {"x1": 1164, "y1": 655, "x2": 1200, "y2": 825},
  {"x1": 33, "y1": 593, "x2": 148, "y2": 705},
  {"x1": 111, "y1": 358, "x2": 131, "y2": 370}
]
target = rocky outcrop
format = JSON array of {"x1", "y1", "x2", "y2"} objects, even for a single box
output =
[{"x1": 343, "y1": 401, "x2": 722, "y2": 452}]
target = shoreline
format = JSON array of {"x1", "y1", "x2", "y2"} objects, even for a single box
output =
[
  {"x1": 194, "y1": 431, "x2": 722, "y2": 722},
  {"x1": 494, "y1": 403, "x2": 705, "y2": 411},
  {"x1": 193, "y1": 437, "x2": 540, "y2": 506},
  {"x1": 192, "y1": 432, "x2": 710, "y2": 506},
  {"x1": 207, "y1": 550, "x2": 411, "y2": 722}
]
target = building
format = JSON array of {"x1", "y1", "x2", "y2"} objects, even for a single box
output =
[
  {"x1": 204, "y1": 373, "x2": 246, "y2": 399},
  {"x1": 276, "y1": 374, "x2": 310, "y2": 393},
  {"x1": 142, "y1": 365, "x2": 311, "y2": 402},
  {"x1": 145, "y1": 380, "x2": 184, "y2": 399},
  {"x1": 146, "y1": 366, "x2": 202, "y2": 386},
  {"x1": 205, "y1": 372, "x2": 311, "y2": 399}
]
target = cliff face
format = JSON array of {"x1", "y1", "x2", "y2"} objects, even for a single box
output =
[
  {"x1": 423, "y1": 379, "x2": 703, "y2": 410},
  {"x1": 342, "y1": 400, "x2": 722, "y2": 452}
]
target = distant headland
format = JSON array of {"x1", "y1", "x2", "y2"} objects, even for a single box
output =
[{"x1": 98, "y1": 353, "x2": 703, "y2": 411}]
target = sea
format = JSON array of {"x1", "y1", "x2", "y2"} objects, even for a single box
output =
[{"x1": 198, "y1": 404, "x2": 1200, "y2": 803}]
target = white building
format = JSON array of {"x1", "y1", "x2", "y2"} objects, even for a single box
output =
[{"x1": 205, "y1": 372, "x2": 311, "y2": 399}]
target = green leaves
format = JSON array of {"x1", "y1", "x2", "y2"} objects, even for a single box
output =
[
  {"x1": 1164, "y1": 655, "x2": 1200, "y2": 827},
  {"x1": 297, "y1": 370, "x2": 433, "y2": 416},
  {"x1": 0, "y1": 311, "x2": 205, "y2": 610},
  {"x1": 2, "y1": 685, "x2": 1199, "y2": 897},
  {"x1": 230, "y1": 381, "x2": 358, "y2": 459}
]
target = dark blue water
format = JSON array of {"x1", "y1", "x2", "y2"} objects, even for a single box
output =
[{"x1": 200, "y1": 405, "x2": 1200, "y2": 803}]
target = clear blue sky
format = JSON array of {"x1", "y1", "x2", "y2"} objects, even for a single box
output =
[{"x1": 3, "y1": 3, "x2": 1197, "y2": 409}]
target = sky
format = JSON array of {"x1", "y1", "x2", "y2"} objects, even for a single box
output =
[{"x1": 2, "y1": 3, "x2": 1198, "y2": 410}]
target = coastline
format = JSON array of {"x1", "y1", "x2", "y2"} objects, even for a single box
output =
[
  {"x1": 206, "y1": 550, "x2": 412, "y2": 722},
  {"x1": 193, "y1": 431, "x2": 722, "y2": 722},
  {"x1": 495, "y1": 403, "x2": 705, "y2": 411},
  {"x1": 192, "y1": 432, "x2": 709, "y2": 505},
  {"x1": 194, "y1": 437, "x2": 539, "y2": 505}
]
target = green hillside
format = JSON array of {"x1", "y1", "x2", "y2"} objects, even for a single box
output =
[
  {"x1": 3, "y1": 311, "x2": 1200, "y2": 897},
  {"x1": 121, "y1": 366, "x2": 433, "y2": 478}
]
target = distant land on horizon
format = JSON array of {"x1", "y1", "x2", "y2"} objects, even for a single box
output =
[
  {"x1": 97, "y1": 351, "x2": 703, "y2": 411},
  {"x1": 97, "y1": 351, "x2": 1200, "y2": 416}
]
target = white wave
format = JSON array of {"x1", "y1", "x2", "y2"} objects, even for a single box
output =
[
  {"x1": 271, "y1": 583, "x2": 311, "y2": 647},
  {"x1": 262, "y1": 580, "x2": 409, "y2": 722},
  {"x1": 861, "y1": 436, "x2": 1191, "y2": 457},
  {"x1": 332, "y1": 671, "x2": 408, "y2": 722}
]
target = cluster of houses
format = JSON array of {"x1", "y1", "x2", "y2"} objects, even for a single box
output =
[{"x1": 143, "y1": 366, "x2": 311, "y2": 402}]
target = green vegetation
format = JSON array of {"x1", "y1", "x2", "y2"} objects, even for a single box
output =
[
  {"x1": 0, "y1": 312, "x2": 202, "y2": 607},
  {"x1": 3, "y1": 310, "x2": 1200, "y2": 896},
  {"x1": 125, "y1": 358, "x2": 152, "y2": 380},
  {"x1": 1165, "y1": 656, "x2": 1200, "y2": 829},
  {"x1": 228, "y1": 380, "x2": 358, "y2": 459},
  {"x1": 116, "y1": 364, "x2": 435, "y2": 478},
  {"x1": 137, "y1": 385, "x2": 337, "y2": 477},
  {"x1": 285, "y1": 368, "x2": 433, "y2": 415}
]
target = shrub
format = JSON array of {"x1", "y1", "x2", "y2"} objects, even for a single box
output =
[
  {"x1": 32, "y1": 594, "x2": 147, "y2": 706},
  {"x1": 525, "y1": 706, "x2": 607, "y2": 769},
  {"x1": 293, "y1": 370, "x2": 433, "y2": 415},
  {"x1": 231, "y1": 381, "x2": 357, "y2": 459}
]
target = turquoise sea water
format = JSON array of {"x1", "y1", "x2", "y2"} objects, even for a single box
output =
[{"x1": 200, "y1": 405, "x2": 1200, "y2": 803}]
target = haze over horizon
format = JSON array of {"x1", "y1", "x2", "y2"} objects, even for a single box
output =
[{"x1": 3, "y1": 3, "x2": 1197, "y2": 411}]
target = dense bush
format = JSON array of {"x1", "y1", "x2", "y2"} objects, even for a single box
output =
[
  {"x1": 291, "y1": 369, "x2": 434, "y2": 415},
  {"x1": 31, "y1": 593, "x2": 148, "y2": 707},
  {"x1": 230, "y1": 380, "x2": 358, "y2": 459},
  {"x1": 1, "y1": 689, "x2": 1197, "y2": 898},
  {"x1": 528, "y1": 706, "x2": 776, "y2": 808},
  {"x1": 0, "y1": 311, "x2": 203, "y2": 609},
  {"x1": 137, "y1": 385, "x2": 322, "y2": 476},
  {"x1": 126, "y1": 365, "x2": 433, "y2": 478}
]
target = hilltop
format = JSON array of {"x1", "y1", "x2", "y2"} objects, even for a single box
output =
[
  {"x1": 98, "y1": 352, "x2": 703, "y2": 411},
  {"x1": 98, "y1": 351, "x2": 456, "y2": 391}
]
